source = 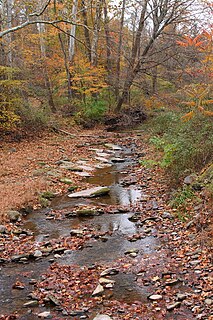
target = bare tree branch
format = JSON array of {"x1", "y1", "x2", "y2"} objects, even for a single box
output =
[
  {"x1": 29, "y1": 0, "x2": 52, "y2": 17},
  {"x1": 0, "y1": 19, "x2": 90, "y2": 38}
]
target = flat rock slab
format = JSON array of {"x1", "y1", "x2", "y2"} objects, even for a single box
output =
[
  {"x1": 105, "y1": 143, "x2": 122, "y2": 150},
  {"x1": 68, "y1": 187, "x2": 110, "y2": 198},
  {"x1": 96, "y1": 152, "x2": 111, "y2": 158},
  {"x1": 73, "y1": 171, "x2": 92, "y2": 177},
  {"x1": 95, "y1": 163, "x2": 112, "y2": 169},
  {"x1": 78, "y1": 165, "x2": 95, "y2": 171},
  {"x1": 95, "y1": 157, "x2": 110, "y2": 163}
]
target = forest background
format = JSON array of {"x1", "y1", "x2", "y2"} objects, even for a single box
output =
[{"x1": 0, "y1": 0, "x2": 212, "y2": 198}]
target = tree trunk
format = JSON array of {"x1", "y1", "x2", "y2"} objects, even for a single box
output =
[
  {"x1": 68, "y1": 0, "x2": 78, "y2": 62},
  {"x1": 115, "y1": 0, "x2": 148, "y2": 111},
  {"x1": 152, "y1": 65, "x2": 158, "y2": 95},
  {"x1": 81, "y1": 0, "x2": 91, "y2": 62},
  {"x1": 103, "y1": 0, "x2": 111, "y2": 73},
  {"x1": 91, "y1": 0, "x2": 103, "y2": 67},
  {"x1": 58, "y1": 33, "x2": 72, "y2": 100},
  {"x1": 114, "y1": 0, "x2": 126, "y2": 98},
  {"x1": 37, "y1": 22, "x2": 56, "y2": 112},
  {"x1": 3, "y1": 0, "x2": 13, "y2": 66}
]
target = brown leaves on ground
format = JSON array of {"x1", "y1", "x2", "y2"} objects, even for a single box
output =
[{"x1": 0, "y1": 129, "x2": 106, "y2": 221}]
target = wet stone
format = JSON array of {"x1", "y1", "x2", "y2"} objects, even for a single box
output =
[
  {"x1": 23, "y1": 300, "x2": 38, "y2": 307},
  {"x1": 124, "y1": 248, "x2": 139, "y2": 255},
  {"x1": 68, "y1": 187, "x2": 110, "y2": 198},
  {"x1": 70, "y1": 229, "x2": 84, "y2": 236}
]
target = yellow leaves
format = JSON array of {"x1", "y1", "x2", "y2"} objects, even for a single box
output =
[
  {"x1": 144, "y1": 97, "x2": 164, "y2": 109},
  {"x1": 0, "y1": 108, "x2": 20, "y2": 130},
  {"x1": 70, "y1": 54, "x2": 108, "y2": 96}
]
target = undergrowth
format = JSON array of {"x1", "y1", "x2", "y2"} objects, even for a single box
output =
[{"x1": 142, "y1": 110, "x2": 213, "y2": 181}]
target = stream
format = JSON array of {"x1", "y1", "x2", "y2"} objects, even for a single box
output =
[{"x1": 0, "y1": 142, "x2": 193, "y2": 319}]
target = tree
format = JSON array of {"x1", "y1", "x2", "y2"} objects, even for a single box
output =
[{"x1": 115, "y1": 0, "x2": 197, "y2": 112}]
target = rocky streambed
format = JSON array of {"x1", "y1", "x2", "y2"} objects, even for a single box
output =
[{"x1": 0, "y1": 134, "x2": 212, "y2": 320}]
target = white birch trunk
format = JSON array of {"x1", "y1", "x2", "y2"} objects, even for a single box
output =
[
  {"x1": 69, "y1": 0, "x2": 78, "y2": 63},
  {"x1": 2, "y1": 0, "x2": 13, "y2": 65}
]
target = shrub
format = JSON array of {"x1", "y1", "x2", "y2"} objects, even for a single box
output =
[
  {"x1": 0, "y1": 66, "x2": 23, "y2": 131},
  {"x1": 143, "y1": 110, "x2": 213, "y2": 180},
  {"x1": 74, "y1": 96, "x2": 107, "y2": 127}
]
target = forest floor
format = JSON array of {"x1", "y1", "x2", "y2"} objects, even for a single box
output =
[{"x1": 0, "y1": 127, "x2": 212, "y2": 320}]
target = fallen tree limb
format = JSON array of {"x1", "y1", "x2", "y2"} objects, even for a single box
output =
[{"x1": 52, "y1": 127, "x2": 76, "y2": 138}]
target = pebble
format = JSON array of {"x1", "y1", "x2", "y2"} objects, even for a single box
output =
[
  {"x1": 29, "y1": 279, "x2": 37, "y2": 285},
  {"x1": 34, "y1": 250, "x2": 42, "y2": 258},
  {"x1": 38, "y1": 311, "x2": 51, "y2": 318},
  {"x1": 129, "y1": 252, "x2": 138, "y2": 257},
  {"x1": 166, "y1": 301, "x2": 181, "y2": 310},
  {"x1": 162, "y1": 212, "x2": 173, "y2": 219},
  {"x1": 92, "y1": 284, "x2": 104, "y2": 296},
  {"x1": 93, "y1": 315, "x2": 112, "y2": 320},
  {"x1": 100, "y1": 268, "x2": 119, "y2": 277},
  {"x1": 148, "y1": 294, "x2": 163, "y2": 300},
  {"x1": 190, "y1": 260, "x2": 200, "y2": 266},
  {"x1": 204, "y1": 298, "x2": 212, "y2": 305}
]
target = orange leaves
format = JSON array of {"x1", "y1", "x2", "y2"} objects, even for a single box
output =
[
  {"x1": 203, "y1": 110, "x2": 213, "y2": 116},
  {"x1": 180, "y1": 84, "x2": 213, "y2": 120},
  {"x1": 176, "y1": 34, "x2": 205, "y2": 48},
  {"x1": 181, "y1": 111, "x2": 194, "y2": 122}
]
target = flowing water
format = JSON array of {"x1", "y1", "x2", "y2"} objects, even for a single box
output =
[{"x1": 0, "y1": 144, "x2": 170, "y2": 319}]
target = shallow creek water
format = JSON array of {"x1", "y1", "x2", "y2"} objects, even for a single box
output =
[{"x1": 0, "y1": 145, "x2": 161, "y2": 318}]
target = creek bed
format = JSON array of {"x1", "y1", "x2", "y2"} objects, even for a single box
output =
[{"x1": 0, "y1": 144, "x2": 161, "y2": 318}]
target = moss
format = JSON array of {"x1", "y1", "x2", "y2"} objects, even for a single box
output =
[
  {"x1": 68, "y1": 186, "x2": 78, "y2": 192},
  {"x1": 41, "y1": 191, "x2": 56, "y2": 200},
  {"x1": 76, "y1": 209, "x2": 96, "y2": 216},
  {"x1": 59, "y1": 178, "x2": 73, "y2": 185},
  {"x1": 90, "y1": 187, "x2": 110, "y2": 197}
]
